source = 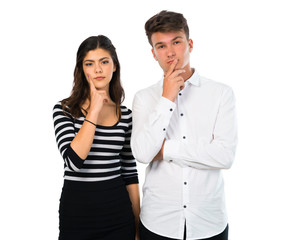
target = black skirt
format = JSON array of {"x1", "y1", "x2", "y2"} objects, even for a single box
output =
[{"x1": 59, "y1": 177, "x2": 135, "y2": 240}]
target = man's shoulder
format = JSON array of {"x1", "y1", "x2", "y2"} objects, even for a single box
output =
[
  {"x1": 134, "y1": 80, "x2": 162, "y2": 98},
  {"x1": 199, "y1": 74, "x2": 233, "y2": 92}
]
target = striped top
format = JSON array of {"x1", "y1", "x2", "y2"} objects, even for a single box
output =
[{"x1": 53, "y1": 102, "x2": 138, "y2": 185}]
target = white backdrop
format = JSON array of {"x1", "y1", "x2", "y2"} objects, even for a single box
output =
[{"x1": 1, "y1": 0, "x2": 282, "y2": 239}]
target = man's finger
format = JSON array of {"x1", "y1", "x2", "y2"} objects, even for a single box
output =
[
  {"x1": 165, "y1": 59, "x2": 178, "y2": 77},
  {"x1": 170, "y1": 69, "x2": 186, "y2": 78}
]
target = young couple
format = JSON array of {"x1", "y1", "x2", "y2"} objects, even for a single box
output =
[{"x1": 53, "y1": 10, "x2": 237, "y2": 240}]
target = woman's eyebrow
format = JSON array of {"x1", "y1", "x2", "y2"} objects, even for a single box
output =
[{"x1": 83, "y1": 57, "x2": 110, "y2": 63}]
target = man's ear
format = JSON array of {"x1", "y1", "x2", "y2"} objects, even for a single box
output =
[
  {"x1": 151, "y1": 48, "x2": 158, "y2": 61},
  {"x1": 188, "y1": 39, "x2": 193, "y2": 53}
]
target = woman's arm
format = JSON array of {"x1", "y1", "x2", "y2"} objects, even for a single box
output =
[
  {"x1": 126, "y1": 184, "x2": 140, "y2": 239},
  {"x1": 70, "y1": 79, "x2": 109, "y2": 159},
  {"x1": 70, "y1": 110, "x2": 99, "y2": 160}
]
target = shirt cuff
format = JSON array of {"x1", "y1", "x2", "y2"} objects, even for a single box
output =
[
  {"x1": 155, "y1": 97, "x2": 176, "y2": 135},
  {"x1": 64, "y1": 144, "x2": 84, "y2": 169},
  {"x1": 157, "y1": 97, "x2": 176, "y2": 114},
  {"x1": 163, "y1": 139, "x2": 180, "y2": 163}
]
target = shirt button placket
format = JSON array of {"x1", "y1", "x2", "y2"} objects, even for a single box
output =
[
  {"x1": 183, "y1": 169, "x2": 189, "y2": 216},
  {"x1": 178, "y1": 93, "x2": 186, "y2": 141},
  {"x1": 181, "y1": 112, "x2": 186, "y2": 140}
]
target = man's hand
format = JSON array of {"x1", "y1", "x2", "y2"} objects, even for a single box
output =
[
  {"x1": 153, "y1": 139, "x2": 165, "y2": 161},
  {"x1": 162, "y1": 59, "x2": 185, "y2": 102}
]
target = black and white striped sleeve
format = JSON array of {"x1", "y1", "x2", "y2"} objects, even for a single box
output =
[
  {"x1": 120, "y1": 109, "x2": 139, "y2": 185},
  {"x1": 53, "y1": 102, "x2": 84, "y2": 171}
]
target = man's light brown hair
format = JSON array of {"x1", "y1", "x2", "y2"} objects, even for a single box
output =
[{"x1": 145, "y1": 10, "x2": 190, "y2": 46}]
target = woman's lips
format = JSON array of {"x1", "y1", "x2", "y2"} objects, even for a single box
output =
[{"x1": 95, "y1": 77, "x2": 105, "y2": 80}]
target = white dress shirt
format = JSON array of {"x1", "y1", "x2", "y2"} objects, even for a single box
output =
[{"x1": 131, "y1": 70, "x2": 237, "y2": 239}]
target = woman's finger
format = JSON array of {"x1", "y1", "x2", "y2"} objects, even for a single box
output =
[{"x1": 87, "y1": 74, "x2": 97, "y2": 92}]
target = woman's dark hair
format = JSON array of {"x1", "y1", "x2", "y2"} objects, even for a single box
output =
[
  {"x1": 145, "y1": 10, "x2": 190, "y2": 46},
  {"x1": 62, "y1": 35, "x2": 124, "y2": 118}
]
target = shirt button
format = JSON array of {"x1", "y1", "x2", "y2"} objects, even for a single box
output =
[
  {"x1": 170, "y1": 108, "x2": 173, "y2": 111},
  {"x1": 169, "y1": 160, "x2": 173, "y2": 162},
  {"x1": 180, "y1": 113, "x2": 184, "y2": 116},
  {"x1": 179, "y1": 93, "x2": 182, "y2": 96},
  {"x1": 184, "y1": 182, "x2": 187, "y2": 185},
  {"x1": 183, "y1": 205, "x2": 187, "y2": 208},
  {"x1": 183, "y1": 136, "x2": 186, "y2": 139},
  {"x1": 163, "y1": 128, "x2": 166, "y2": 131}
]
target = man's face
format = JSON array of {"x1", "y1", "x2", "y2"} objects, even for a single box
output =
[{"x1": 151, "y1": 31, "x2": 193, "y2": 74}]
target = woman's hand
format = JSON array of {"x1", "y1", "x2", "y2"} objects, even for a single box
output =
[
  {"x1": 88, "y1": 75, "x2": 110, "y2": 114},
  {"x1": 135, "y1": 233, "x2": 140, "y2": 240}
]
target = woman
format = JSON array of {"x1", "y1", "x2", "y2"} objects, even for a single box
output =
[{"x1": 53, "y1": 35, "x2": 140, "y2": 240}]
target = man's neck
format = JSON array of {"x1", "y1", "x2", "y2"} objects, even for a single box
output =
[{"x1": 182, "y1": 67, "x2": 194, "y2": 82}]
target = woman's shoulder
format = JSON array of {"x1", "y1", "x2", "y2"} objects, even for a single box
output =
[
  {"x1": 53, "y1": 100, "x2": 72, "y2": 118},
  {"x1": 53, "y1": 101, "x2": 63, "y2": 110},
  {"x1": 120, "y1": 105, "x2": 132, "y2": 124},
  {"x1": 120, "y1": 105, "x2": 132, "y2": 115}
]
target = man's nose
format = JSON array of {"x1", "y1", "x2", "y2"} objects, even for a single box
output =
[{"x1": 167, "y1": 45, "x2": 176, "y2": 57}]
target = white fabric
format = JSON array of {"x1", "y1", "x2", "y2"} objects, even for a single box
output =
[{"x1": 131, "y1": 70, "x2": 237, "y2": 239}]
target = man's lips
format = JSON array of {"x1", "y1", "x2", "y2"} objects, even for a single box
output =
[{"x1": 167, "y1": 59, "x2": 179, "y2": 65}]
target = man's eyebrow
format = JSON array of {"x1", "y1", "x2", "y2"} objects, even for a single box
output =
[
  {"x1": 172, "y1": 36, "x2": 183, "y2": 41},
  {"x1": 154, "y1": 36, "x2": 183, "y2": 48}
]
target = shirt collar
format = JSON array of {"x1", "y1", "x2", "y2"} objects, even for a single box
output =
[{"x1": 185, "y1": 68, "x2": 200, "y2": 87}]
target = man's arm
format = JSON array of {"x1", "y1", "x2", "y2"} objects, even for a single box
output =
[
  {"x1": 131, "y1": 60, "x2": 185, "y2": 164},
  {"x1": 163, "y1": 87, "x2": 237, "y2": 169},
  {"x1": 131, "y1": 94, "x2": 175, "y2": 164}
]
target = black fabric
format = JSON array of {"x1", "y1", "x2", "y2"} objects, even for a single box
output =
[
  {"x1": 59, "y1": 177, "x2": 135, "y2": 240},
  {"x1": 140, "y1": 220, "x2": 228, "y2": 240},
  {"x1": 201, "y1": 225, "x2": 228, "y2": 240},
  {"x1": 139, "y1": 221, "x2": 181, "y2": 240}
]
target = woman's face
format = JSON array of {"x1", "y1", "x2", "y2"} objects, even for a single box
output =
[{"x1": 83, "y1": 48, "x2": 116, "y2": 91}]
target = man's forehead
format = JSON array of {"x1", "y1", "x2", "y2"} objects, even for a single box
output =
[{"x1": 152, "y1": 31, "x2": 186, "y2": 45}]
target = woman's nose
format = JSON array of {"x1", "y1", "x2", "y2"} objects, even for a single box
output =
[{"x1": 95, "y1": 64, "x2": 102, "y2": 73}]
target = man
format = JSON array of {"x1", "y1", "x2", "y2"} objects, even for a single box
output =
[{"x1": 131, "y1": 10, "x2": 237, "y2": 240}]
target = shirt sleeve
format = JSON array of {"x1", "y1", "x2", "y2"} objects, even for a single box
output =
[
  {"x1": 131, "y1": 94, "x2": 176, "y2": 164},
  {"x1": 163, "y1": 87, "x2": 238, "y2": 169},
  {"x1": 119, "y1": 110, "x2": 139, "y2": 185},
  {"x1": 53, "y1": 102, "x2": 84, "y2": 171}
]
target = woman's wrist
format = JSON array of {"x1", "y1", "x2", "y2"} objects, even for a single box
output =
[
  {"x1": 85, "y1": 111, "x2": 99, "y2": 124},
  {"x1": 84, "y1": 119, "x2": 97, "y2": 127}
]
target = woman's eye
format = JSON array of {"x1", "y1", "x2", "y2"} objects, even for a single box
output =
[
  {"x1": 101, "y1": 60, "x2": 109, "y2": 64},
  {"x1": 85, "y1": 63, "x2": 92, "y2": 66}
]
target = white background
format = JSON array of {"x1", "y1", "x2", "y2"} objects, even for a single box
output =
[{"x1": 1, "y1": 0, "x2": 282, "y2": 239}]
